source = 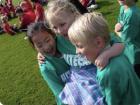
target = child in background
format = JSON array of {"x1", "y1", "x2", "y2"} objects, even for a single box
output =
[
  {"x1": 31, "y1": 0, "x2": 45, "y2": 22},
  {"x1": 0, "y1": 4, "x2": 11, "y2": 18},
  {"x1": 1, "y1": 15, "x2": 16, "y2": 35},
  {"x1": 115, "y1": 0, "x2": 140, "y2": 78},
  {"x1": 5, "y1": 0, "x2": 16, "y2": 17},
  {"x1": 19, "y1": 0, "x2": 33, "y2": 12},
  {"x1": 15, "y1": 7, "x2": 36, "y2": 31},
  {"x1": 27, "y1": 22, "x2": 69, "y2": 105},
  {"x1": 68, "y1": 12, "x2": 140, "y2": 105}
]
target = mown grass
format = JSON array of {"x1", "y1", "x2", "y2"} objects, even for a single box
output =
[{"x1": 0, "y1": 0, "x2": 140, "y2": 105}]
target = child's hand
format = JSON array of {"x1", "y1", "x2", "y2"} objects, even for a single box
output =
[
  {"x1": 115, "y1": 23, "x2": 122, "y2": 32},
  {"x1": 95, "y1": 51, "x2": 109, "y2": 70},
  {"x1": 37, "y1": 52, "x2": 45, "y2": 64}
]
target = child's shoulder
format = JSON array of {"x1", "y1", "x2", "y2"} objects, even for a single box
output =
[
  {"x1": 39, "y1": 56, "x2": 69, "y2": 73},
  {"x1": 108, "y1": 54, "x2": 130, "y2": 69},
  {"x1": 97, "y1": 54, "x2": 132, "y2": 79}
]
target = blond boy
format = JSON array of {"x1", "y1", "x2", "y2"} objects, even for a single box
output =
[{"x1": 68, "y1": 12, "x2": 140, "y2": 105}]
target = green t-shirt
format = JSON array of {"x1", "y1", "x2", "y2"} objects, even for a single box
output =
[
  {"x1": 57, "y1": 35, "x2": 91, "y2": 67},
  {"x1": 124, "y1": 42, "x2": 140, "y2": 65},
  {"x1": 118, "y1": 5, "x2": 140, "y2": 65},
  {"x1": 57, "y1": 35, "x2": 76, "y2": 54},
  {"x1": 97, "y1": 53, "x2": 140, "y2": 105},
  {"x1": 39, "y1": 56, "x2": 69, "y2": 105},
  {"x1": 39, "y1": 56, "x2": 69, "y2": 95},
  {"x1": 118, "y1": 5, "x2": 140, "y2": 44}
]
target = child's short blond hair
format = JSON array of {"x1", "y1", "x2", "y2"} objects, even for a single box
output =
[
  {"x1": 45, "y1": 0, "x2": 80, "y2": 25},
  {"x1": 68, "y1": 12, "x2": 110, "y2": 46}
]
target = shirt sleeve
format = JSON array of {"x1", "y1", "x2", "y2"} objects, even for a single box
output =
[
  {"x1": 110, "y1": 33, "x2": 122, "y2": 45},
  {"x1": 100, "y1": 65, "x2": 128, "y2": 105},
  {"x1": 39, "y1": 62, "x2": 65, "y2": 96}
]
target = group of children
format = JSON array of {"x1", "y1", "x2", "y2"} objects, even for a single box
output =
[
  {"x1": 25, "y1": 0, "x2": 140, "y2": 105},
  {"x1": 0, "y1": 0, "x2": 16, "y2": 19},
  {"x1": 0, "y1": 0, "x2": 46, "y2": 35}
]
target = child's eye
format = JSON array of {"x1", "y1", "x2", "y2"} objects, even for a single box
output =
[
  {"x1": 76, "y1": 44, "x2": 83, "y2": 49},
  {"x1": 60, "y1": 23, "x2": 65, "y2": 27},
  {"x1": 37, "y1": 44, "x2": 42, "y2": 48},
  {"x1": 45, "y1": 38, "x2": 50, "y2": 43}
]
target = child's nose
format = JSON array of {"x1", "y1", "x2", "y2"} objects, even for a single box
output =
[{"x1": 45, "y1": 46, "x2": 50, "y2": 51}]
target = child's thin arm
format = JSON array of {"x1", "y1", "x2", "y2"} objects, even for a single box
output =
[
  {"x1": 114, "y1": 23, "x2": 122, "y2": 37},
  {"x1": 115, "y1": 31, "x2": 121, "y2": 37},
  {"x1": 37, "y1": 52, "x2": 45, "y2": 64},
  {"x1": 95, "y1": 43, "x2": 124, "y2": 69},
  {"x1": 114, "y1": 22, "x2": 122, "y2": 32}
]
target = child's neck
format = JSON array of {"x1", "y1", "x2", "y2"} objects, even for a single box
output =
[{"x1": 54, "y1": 49, "x2": 61, "y2": 57}]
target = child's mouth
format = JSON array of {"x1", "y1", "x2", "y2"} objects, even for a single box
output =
[{"x1": 45, "y1": 48, "x2": 55, "y2": 56}]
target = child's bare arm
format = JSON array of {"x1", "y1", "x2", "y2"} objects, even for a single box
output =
[
  {"x1": 95, "y1": 43, "x2": 124, "y2": 69},
  {"x1": 114, "y1": 23, "x2": 122, "y2": 37},
  {"x1": 115, "y1": 23, "x2": 122, "y2": 32},
  {"x1": 115, "y1": 31, "x2": 121, "y2": 37},
  {"x1": 37, "y1": 52, "x2": 45, "y2": 64}
]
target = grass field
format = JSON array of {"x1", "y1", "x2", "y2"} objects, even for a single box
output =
[{"x1": 0, "y1": 0, "x2": 140, "y2": 105}]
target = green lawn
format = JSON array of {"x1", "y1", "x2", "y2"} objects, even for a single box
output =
[{"x1": 0, "y1": 0, "x2": 140, "y2": 105}]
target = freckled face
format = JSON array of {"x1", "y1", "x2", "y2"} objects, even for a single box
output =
[{"x1": 32, "y1": 31, "x2": 56, "y2": 56}]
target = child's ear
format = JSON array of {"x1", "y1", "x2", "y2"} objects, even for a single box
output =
[{"x1": 95, "y1": 36, "x2": 105, "y2": 48}]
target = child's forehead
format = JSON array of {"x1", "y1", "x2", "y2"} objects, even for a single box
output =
[
  {"x1": 34, "y1": 31, "x2": 53, "y2": 38},
  {"x1": 32, "y1": 31, "x2": 55, "y2": 44},
  {"x1": 49, "y1": 12, "x2": 74, "y2": 24},
  {"x1": 50, "y1": 10, "x2": 74, "y2": 20},
  {"x1": 41, "y1": 30, "x2": 54, "y2": 36}
]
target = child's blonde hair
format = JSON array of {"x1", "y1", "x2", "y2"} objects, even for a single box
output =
[
  {"x1": 68, "y1": 12, "x2": 110, "y2": 45},
  {"x1": 45, "y1": 0, "x2": 80, "y2": 25}
]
